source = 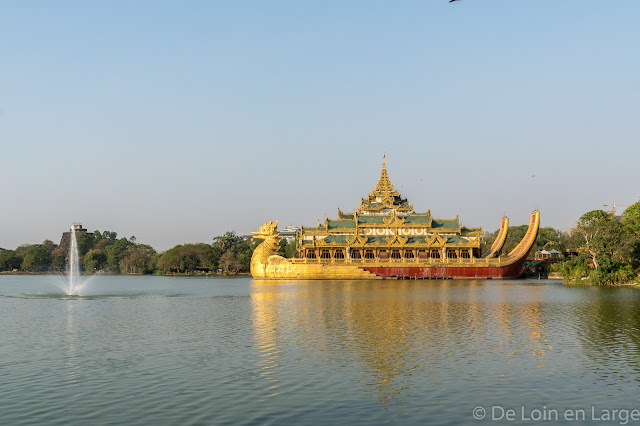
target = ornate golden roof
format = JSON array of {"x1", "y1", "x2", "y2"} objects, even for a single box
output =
[
  {"x1": 358, "y1": 155, "x2": 414, "y2": 214},
  {"x1": 371, "y1": 155, "x2": 398, "y2": 197}
]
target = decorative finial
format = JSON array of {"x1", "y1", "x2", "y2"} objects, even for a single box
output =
[{"x1": 383, "y1": 154, "x2": 386, "y2": 168}]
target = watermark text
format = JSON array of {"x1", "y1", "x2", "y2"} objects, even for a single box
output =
[{"x1": 472, "y1": 405, "x2": 640, "y2": 424}]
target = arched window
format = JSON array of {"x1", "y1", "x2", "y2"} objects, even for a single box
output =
[
  {"x1": 351, "y1": 250, "x2": 362, "y2": 259},
  {"x1": 320, "y1": 250, "x2": 331, "y2": 259},
  {"x1": 430, "y1": 250, "x2": 441, "y2": 259},
  {"x1": 306, "y1": 250, "x2": 317, "y2": 259},
  {"x1": 404, "y1": 250, "x2": 415, "y2": 259},
  {"x1": 460, "y1": 250, "x2": 470, "y2": 259},
  {"x1": 447, "y1": 250, "x2": 458, "y2": 259},
  {"x1": 364, "y1": 250, "x2": 375, "y2": 259},
  {"x1": 391, "y1": 250, "x2": 401, "y2": 259},
  {"x1": 334, "y1": 250, "x2": 345, "y2": 259}
]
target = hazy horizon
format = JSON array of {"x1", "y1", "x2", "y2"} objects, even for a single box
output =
[{"x1": 1, "y1": 1, "x2": 638, "y2": 251}]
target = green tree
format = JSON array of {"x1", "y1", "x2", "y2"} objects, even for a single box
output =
[
  {"x1": 278, "y1": 239, "x2": 297, "y2": 258},
  {"x1": 102, "y1": 231, "x2": 118, "y2": 241},
  {"x1": 623, "y1": 200, "x2": 640, "y2": 235},
  {"x1": 569, "y1": 210, "x2": 635, "y2": 284},
  {"x1": 15, "y1": 244, "x2": 33, "y2": 259},
  {"x1": 52, "y1": 254, "x2": 66, "y2": 270},
  {"x1": 94, "y1": 238, "x2": 114, "y2": 251},
  {"x1": 574, "y1": 210, "x2": 619, "y2": 270},
  {"x1": 218, "y1": 250, "x2": 244, "y2": 273},
  {"x1": 622, "y1": 200, "x2": 640, "y2": 271},
  {"x1": 21, "y1": 244, "x2": 54, "y2": 272},
  {"x1": 234, "y1": 239, "x2": 259, "y2": 272},
  {"x1": 535, "y1": 228, "x2": 568, "y2": 253},
  {"x1": 119, "y1": 244, "x2": 156, "y2": 274},
  {"x1": 213, "y1": 231, "x2": 244, "y2": 252},
  {"x1": 0, "y1": 249, "x2": 21, "y2": 271},
  {"x1": 156, "y1": 244, "x2": 211, "y2": 274},
  {"x1": 210, "y1": 231, "x2": 257, "y2": 273},
  {"x1": 156, "y1": 246, "x2": 182, "y2": 273},
  {"x1": 41, "y1": 239, "x2": 57, "y2": 252},
  {"x1": 105, "y1": 238, "x2": 134, "y2": 272},
  {"x1": 556, "y1": 254, "x2": 591, "y2": 283},
  {"x1": 84, "y1": 249, "x2": 107, "y2": 273},
  {"x1": 209, "y1": 244, "x2": 223, "y2": 269}
]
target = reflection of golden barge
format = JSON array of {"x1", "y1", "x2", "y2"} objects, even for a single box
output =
[{"x1": 251, "y1": 157, "x2": 540, "y2": 280}]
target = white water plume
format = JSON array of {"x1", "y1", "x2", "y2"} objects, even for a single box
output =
[{"x1": 57, "y1": 225, "x2": 90, "y2": 296}]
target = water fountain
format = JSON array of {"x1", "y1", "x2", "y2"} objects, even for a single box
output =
[
  {"x1": 68, "y1": 225, "x2": 82, "y2": 295},
  {"x1": 59, "y1": 225, "x2": 89, "y2": 296}
]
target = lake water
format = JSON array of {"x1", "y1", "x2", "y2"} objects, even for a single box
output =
[{"x1": 2, "y1": 276, "x2": 640, "y2": 425}]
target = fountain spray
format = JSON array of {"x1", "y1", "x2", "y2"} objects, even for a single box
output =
[{"x1": 68, "y1": 225, "x2": 81, "y2": 295}]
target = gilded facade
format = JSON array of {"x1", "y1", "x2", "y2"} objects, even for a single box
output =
[
  {"x1": 297, "y1": 156, "x2": 484, "y2": 262},
  {"x1": 251, "y1": 156, "x2": 540, "y2": 279}
]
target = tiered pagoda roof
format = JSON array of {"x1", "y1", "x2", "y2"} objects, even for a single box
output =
[
  {"x1": 299, "y1": 156, "x2": 482, "y2": 240},
  {"x1": 357, "y1": 155, "x2": 414, "y2": 215}
]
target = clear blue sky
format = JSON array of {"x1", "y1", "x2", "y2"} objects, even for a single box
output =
[{"x1": 1, "y1": 0, "x2": 638, "y2": 251}]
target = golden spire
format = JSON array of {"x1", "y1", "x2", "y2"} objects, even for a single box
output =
[
  {"x1": 372, "y1": 154, "x2": 395, "y2": 196},
  {"x1": 357, "y1": 155, "x2": 414, "y2": 213}
]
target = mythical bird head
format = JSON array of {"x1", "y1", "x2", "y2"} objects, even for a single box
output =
[{"x1": 252, "y1": 220, "x2": 279, "y2": 240}]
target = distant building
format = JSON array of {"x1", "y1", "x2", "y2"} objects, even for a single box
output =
[
  {"x1": 279, "y1": 225, "x2": 300, "y2": 243},
  {"x1": 534, "y1": 249, "x2": 562, "y2": 261},
  {"x1": 71, "y1": 224, "x2": 88, "y2": 233},
  {"x1": 59, "y1": 223, "x2": 93, "y2": 246}
]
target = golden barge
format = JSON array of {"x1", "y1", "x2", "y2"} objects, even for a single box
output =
[{"x1": 251, "y1": 157, "x2": 539, "y2": 279}]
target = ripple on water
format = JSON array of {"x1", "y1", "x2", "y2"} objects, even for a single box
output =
[
  {"x1": 3, "y1": 278, "x2": 640, "y2": 425},
  {"x1": 1, "y1": 293, "x2": 189, "y2": 300}
]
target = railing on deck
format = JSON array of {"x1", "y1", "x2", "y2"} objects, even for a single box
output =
[{"x1": 289, "y1": 256, "x2": 505, "y2": 266}]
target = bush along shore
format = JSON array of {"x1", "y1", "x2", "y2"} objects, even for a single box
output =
[{"x1": 2, "y1": 199, "x2": 639, "y2": 285}]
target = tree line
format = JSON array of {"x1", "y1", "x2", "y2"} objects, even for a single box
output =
[{"x1": 0, "y1": 230, "x2": 297, "y2": 275}]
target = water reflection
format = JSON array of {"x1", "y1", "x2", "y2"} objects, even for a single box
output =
[
  {"x1": 573, "y1": 288, "x2": 640, "y2": 388},
  {"x1": 4, "y1": 276, "x2": 640, "y2": 425},
  {"x1": 62, "y1": 299, "x2": 83, "y2": 399},
  {"x1": 251, "y1": 288, "x2": 285, "y2": 399},
  {"x1": 250, "y1": 280, "x2": 573, "y2": 412}
]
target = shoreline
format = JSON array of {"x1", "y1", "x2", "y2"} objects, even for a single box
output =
[
  {"x1": 0, "y1": 271, "x2": 637, "y2": 286},
  {"x1": 0, "y1": 271, "x2": 251, "y2": 277}
]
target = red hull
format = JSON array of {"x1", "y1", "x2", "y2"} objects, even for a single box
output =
[{"x1": 363, "y1": 259, "x2": 527, "y2": 279}]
